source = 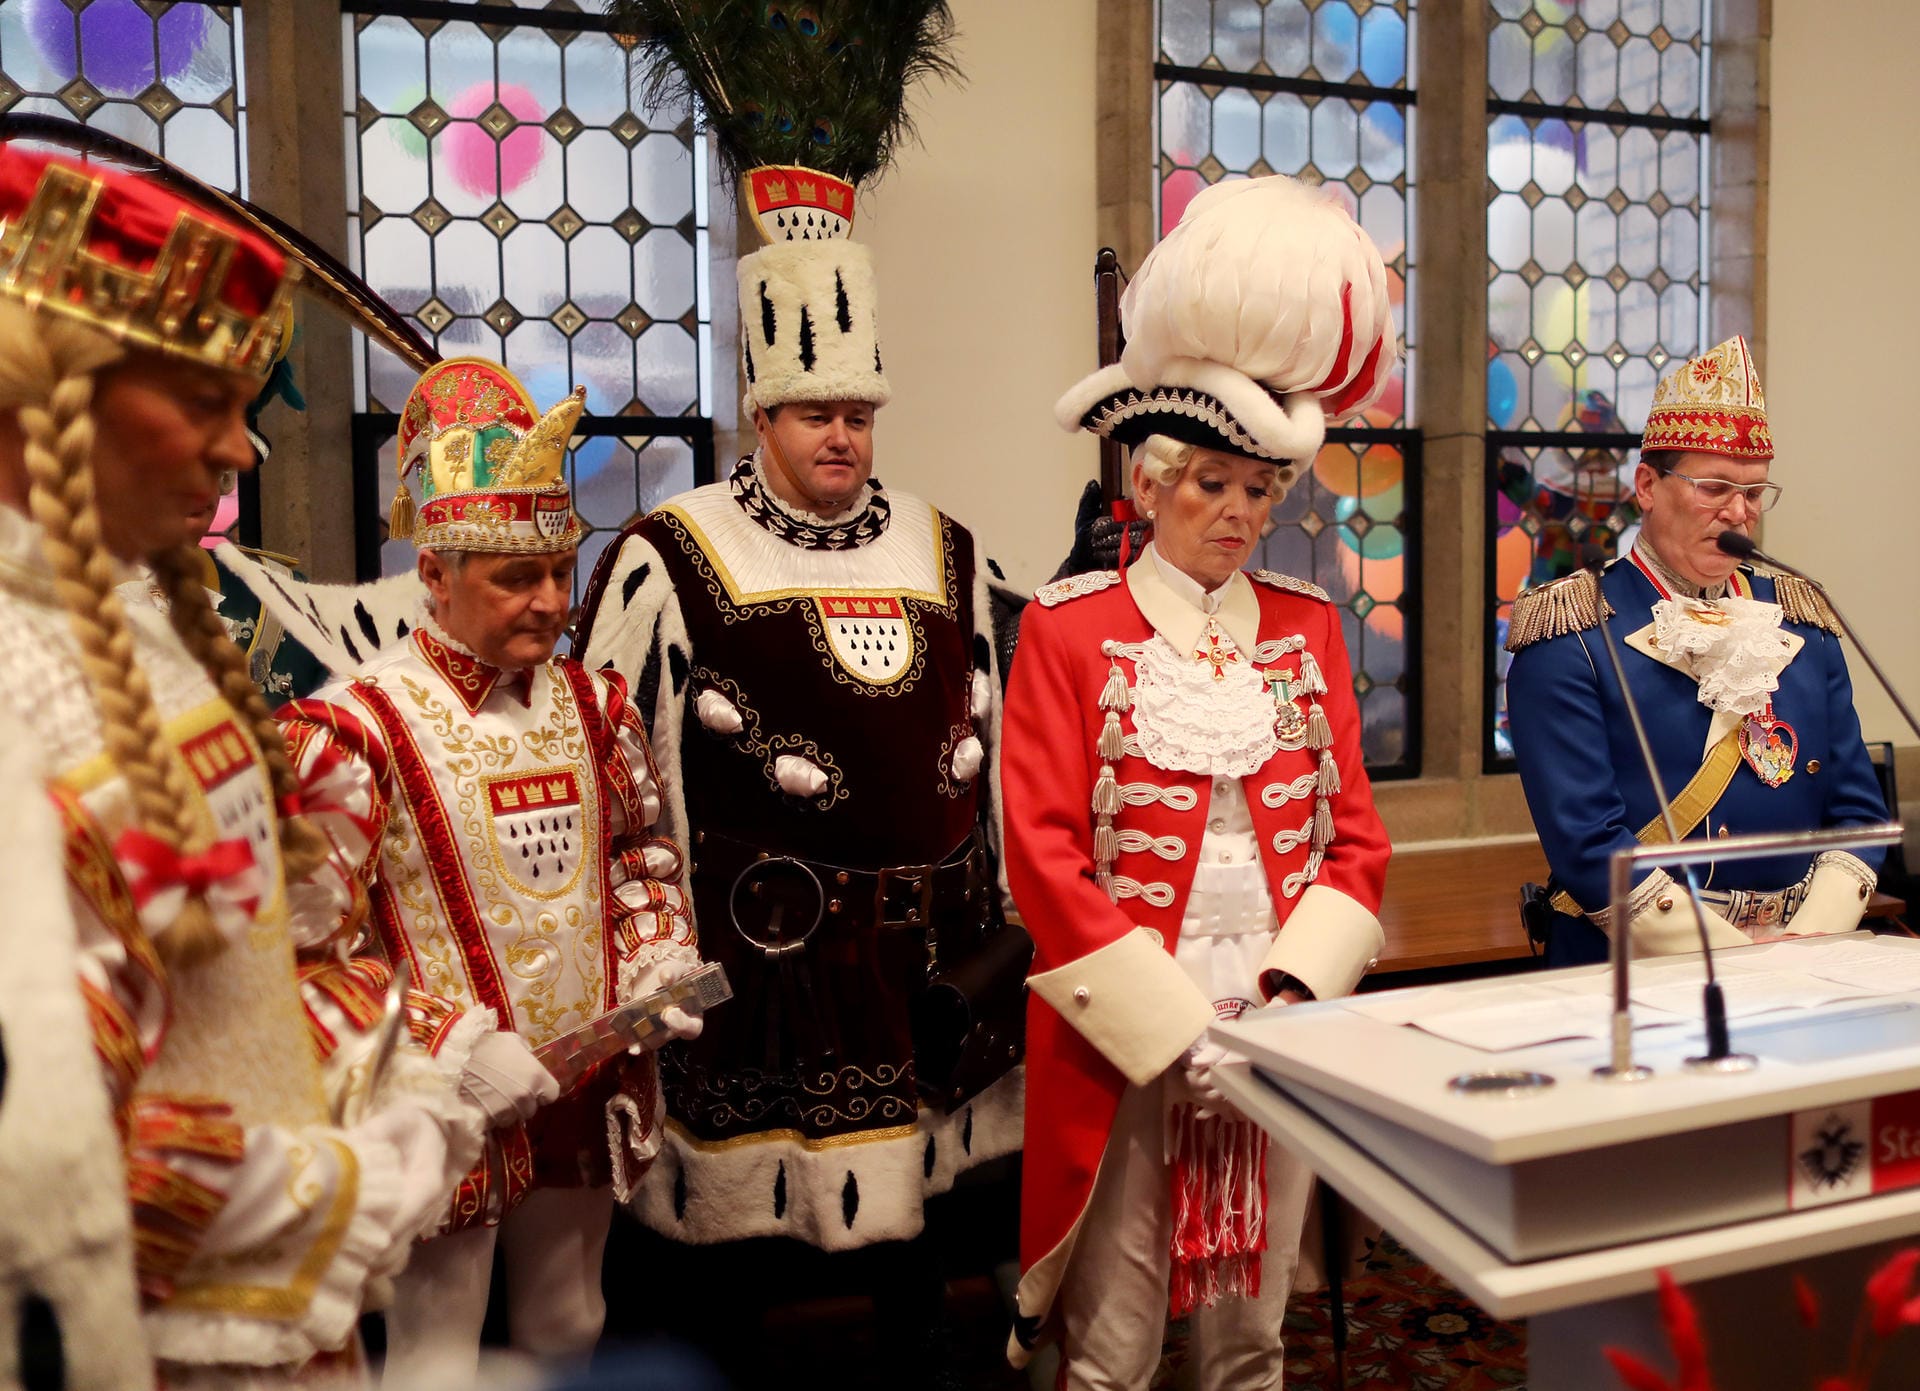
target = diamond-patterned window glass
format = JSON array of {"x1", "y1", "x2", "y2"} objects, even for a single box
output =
[
  {"x1": 1157, "y1": 0, "x2": 1418, "y2": 774},
  {"x1": 344, "y1": 4, "x2": 713, "y2": 594},
  {"x1": 0, "y1": 0, "x2": 251, "y2": 542},
  {"x1": 1487, "y1": 438, "x2": 1642, "y2": 759},
  {"x1": 1485, "y1": 0, "x2": 1708, "y2": 765}
]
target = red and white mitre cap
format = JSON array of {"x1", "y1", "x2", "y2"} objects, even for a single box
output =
[
  {"x1": 1055, "y1": 175, "x2": 1397, "y2": 463},
  {"x1": 1641, "y1": 335, "x2": 1772, "y2": 461}
]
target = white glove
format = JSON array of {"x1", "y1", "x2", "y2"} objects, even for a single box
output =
[
  {"x1": 1180, "y1": 1039, "x2": 1245, "y2": 1122},
  {"x1": 347, "y1": 1103, "x2": 455, "y2": 1246},
  {"x1": 1785, "y1": 855, "x2": 1877, "y2": 939},
  {"x1": 458, "y1": 1028, "x2": 561, "y2": 1128},
  {"x1": 1628, "y1": 888, "x2": 1749, "y2": 957},
  {"x1": 625, "y1": 955, "x2": 705, "y2": 1052}
]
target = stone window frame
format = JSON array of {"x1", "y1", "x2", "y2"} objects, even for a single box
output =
[{"x1": 1098, "y1": 0, "x2": 1765, "y2": 840}]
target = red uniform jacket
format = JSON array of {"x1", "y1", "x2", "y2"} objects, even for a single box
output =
[{"x1": 1002, "y1": 563, "x2": 1391, "y2": 1355}]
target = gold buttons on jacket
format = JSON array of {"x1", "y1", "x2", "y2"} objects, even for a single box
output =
[
  {"x1": 1657, "y1": 896, "x2": 1675, "y2": 912},
  {"x1": 1860, "y1": 883, "x2": 1871, "y2": 901},
  {"x1": 1807, "y1": 759, "x2": 1822, "y2": 775}
]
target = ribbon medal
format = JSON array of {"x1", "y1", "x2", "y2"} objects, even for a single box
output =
[
  {"x1": 1266, "y1": 667, "x2": 1309, "y2": 744},
  {"x1": 1739, "y1": 702, "x2": 1797, "y2": 788}
]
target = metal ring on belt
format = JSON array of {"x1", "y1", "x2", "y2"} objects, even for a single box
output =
[{"x1": 728, "y1": 856, "x2": 826, "y2": 958}]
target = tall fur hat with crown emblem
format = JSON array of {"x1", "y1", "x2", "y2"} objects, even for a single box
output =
[
  {"x1": 608, "y1": 1, "x2": 958, "y2": 415},
  {"x1": 1641, "y1": 334, "x2": 1772, "y2": 461},
  {"x1": 390, "y1": 357, "x2": 585, "y2": 554},
  {"x1": 1056, "y1": 175, "x2": 1398, "y2": 466}
]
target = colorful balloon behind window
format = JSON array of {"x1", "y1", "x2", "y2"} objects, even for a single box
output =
[
  {"x1": 23, "y1": 0, "x2": 212, "y2": 97},
  {"x1": 445, "y1": 83, "x2": 547, "y2": 198}
]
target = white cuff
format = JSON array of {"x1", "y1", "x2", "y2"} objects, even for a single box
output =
[
  {"x1": 1790, "y1": 855, "x2": 1878, "y2": 938},
  {"x1": 1028, "y1": 927, "x2": 1214, "y2": 1088},
  {"x1": 1260, "y1": 883, "x2": 1384, "y2": 1000}
]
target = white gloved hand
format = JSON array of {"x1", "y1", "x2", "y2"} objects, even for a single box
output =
[
  {"x1": 625, "y1": 955, "x2": 705, "y2": 1052},
  {"x1": 1627, "y1": 876, "x2": 1750, "y2": 957},
  {"x1": 458, "y1": 1028, "x2": 561, "y2": 1128},
  {"x1": 347, "y1": 1102, "x2": 454, "y2": 1245},
  {"x1": 1180, "y1": 1039, "x2": 1238, "y2": 1122},
  {"x1": 1785, "y1": 855, "x2": 1877, "y2": 939}
]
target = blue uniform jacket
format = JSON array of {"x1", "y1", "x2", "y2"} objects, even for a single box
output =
[{"x1": 1507, "y1": 560, "x2": 1886, "y2": 966}]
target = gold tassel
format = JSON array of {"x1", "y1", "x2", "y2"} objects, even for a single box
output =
[
  {"x1": 1299, "y1": 650, "x2": 1327, "y2": 696},
  {"x1": 1771, "y1": 573, "x2": 1844, "y2": 636},
  {"x1": 389, "y1": 482, "x2": 416, "y2": 540},
  {"x1": 1095, "y1": 868, "x2": 1116, "y2": 901},
  {"x1": 1099, "y1": 662, "x2": 1131, "y2": 712},
  {"x1": 1098, "y1": 712, "x2": 1125, "y2": 762},
  {"x1": 1306, "y1": 704, "x2": 1333, "y2": 750},
  {"x1": 1505, "y1": 570, "x2": 1615, "y2": 651},
  {"x1": 1313, "y1": 799, "x2": 1334, "y2": 848},
  {"x1": 1092, "y1": 765, "x2": 1120, "y2": 817},
  {"x1": 1094, "y1": 818, "x2": 1118, "y2": 866},
  {"x1": 1317, "y1": 750, "x2": 1341, "y2": 796}
]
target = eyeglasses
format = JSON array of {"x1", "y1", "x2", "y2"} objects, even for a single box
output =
[{"x1": 1655, "y1": 466, "x2": 1784, "y2": 513}]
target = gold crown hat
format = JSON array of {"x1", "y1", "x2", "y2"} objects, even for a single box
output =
[
  {"x1": 391, "y1": 357, "x2": 585, "y2": 554},
  {"x1": 0, "y1": 143, "x2": 296, "y2": 377},
  {"x1": 1641, "y1": 334, "x2": 1773, "y2": 460}
]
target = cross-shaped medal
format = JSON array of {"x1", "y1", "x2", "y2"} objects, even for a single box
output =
[{"x1": 1193, "y1": 618, "x2": 1239, "y2": 682}]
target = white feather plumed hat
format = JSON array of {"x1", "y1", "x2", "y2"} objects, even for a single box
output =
[{"x1": 1056, "y1": 175, "x2": 1397, "y2": 462}]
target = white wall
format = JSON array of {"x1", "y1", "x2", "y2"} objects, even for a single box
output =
[
  {"x1": 857, "y1": 0, "x2": 1101, "y2": 593},
  {"x1": 1767, "y1": 1, "x2": 1920, "y2": 751}
]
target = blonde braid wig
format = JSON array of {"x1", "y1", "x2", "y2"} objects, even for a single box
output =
[
  {"x1": 0, "y1": 303, "x2": 225, "y2": 964},
  {"x1": 148, "y1": 543, "x2": 331, "y2": 884}
]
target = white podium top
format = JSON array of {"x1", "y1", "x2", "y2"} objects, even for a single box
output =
[{"x1": 1213, "y1": 932, "x2": 1920, "y2": 1165}]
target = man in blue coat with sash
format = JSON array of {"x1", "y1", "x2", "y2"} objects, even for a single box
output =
[{"x1": 1507, "y1": 336, "x2": 1886, "y2": 967}]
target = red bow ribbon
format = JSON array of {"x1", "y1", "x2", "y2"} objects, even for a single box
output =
[{"x1": 114, "y1": 829, "x2": 262, "y2": 928}]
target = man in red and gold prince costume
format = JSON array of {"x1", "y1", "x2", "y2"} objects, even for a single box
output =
[
  {"x1": 0, "y1": 144, "x2": 485, "y2": 1388},
  {"x1": 278, "y1": 356, "x2": 702, "y2": 1382}
]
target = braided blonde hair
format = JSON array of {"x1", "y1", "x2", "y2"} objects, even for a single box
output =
[
  {"x1": 148, "y1": 543, "x2": 330, "y2": 883},
  {"x1": 0, "y1": 304, "x2": 248, "y2": 963}
]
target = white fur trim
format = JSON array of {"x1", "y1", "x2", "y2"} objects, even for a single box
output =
[
  {"x1": 629, "y1": 1069, "x2": 1023, "y2": 1251},
  {"x1": 737, "y1": 240, "x2": 890, "y2": 411},
  {"x1": 0, "y1": 711, "x2": 150, "y2": 1388},
  {"x1": 214, "y1": 541, "x2": 424, "y2": 679}
]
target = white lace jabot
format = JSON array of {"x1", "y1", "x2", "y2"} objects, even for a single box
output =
[{"x1": 1127, "y1": 547, "x2": 1279, "y2": 779}]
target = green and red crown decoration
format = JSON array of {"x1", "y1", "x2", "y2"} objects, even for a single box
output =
[{"x1": 392, "y1": 357, "x2": 584, "y2": 555}]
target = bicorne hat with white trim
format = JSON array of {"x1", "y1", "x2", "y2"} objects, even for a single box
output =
[{"x1": 1056, "y1": 175, "x2": 1397, "y2": 463}]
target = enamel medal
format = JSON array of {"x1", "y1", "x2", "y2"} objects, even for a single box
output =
[
  {"x1": 1267, "y1": 667, "x2": 1309, "y2": 747},
  {"x1": 1739, "y1": 702, "x2": 1797, "y2": 788}
]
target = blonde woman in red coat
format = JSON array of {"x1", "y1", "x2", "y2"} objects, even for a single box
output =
[{"x1": 1004, "y1": 175, "x2": 1398, "y2": 1390}]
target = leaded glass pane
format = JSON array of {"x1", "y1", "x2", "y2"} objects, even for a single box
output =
[
  {"x1": 1157, "y1": 0, "x2": 1417, "y2": 774},
  {"x1": 346, "y1": 7, "x2": 712, "y2": 596},
  {"x1": 1486, "y1": 0, "x2": 1710, "y2": 763},
  {"x1": 1488, "y1": 442, "x2": 1642, "y2": 758},
  {"x1": 1258, "y1": 439, "x2": 1413, "y2": 768},
  {"x1": 1487, "y1": 0, "x2": 1704, "y2": 119}
]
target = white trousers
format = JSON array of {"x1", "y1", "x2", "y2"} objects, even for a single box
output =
[
  {"x1": 381, "y1": 1186, "x2": 614, "y2": 1389},
  {"x1": 1057, "y1": 1080, "x2": 1316, "y2": 1391}
]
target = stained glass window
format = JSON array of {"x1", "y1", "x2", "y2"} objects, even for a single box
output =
[
  {"x1": 1156, "y1": 0, "x2": 1418, "y2": 773},
  {"x1": 1485, "y1": 0, "x2": 1709, "y2": 763},
  {"x1": 345, "y1": 3, "x2": 714, "y2": 593}
]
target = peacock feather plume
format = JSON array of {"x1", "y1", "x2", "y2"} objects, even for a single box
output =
[{"x1": 606, "y1": 0, "x2": 960, "y2": 190}]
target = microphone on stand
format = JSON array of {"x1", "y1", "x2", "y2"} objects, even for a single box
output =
[
  {"x1": 1714, "y1": 530, "x2": 1920, "y2": 743},
  {"x1": 1579, "y1": 547, "x2": 1749, "y2": 1069}
]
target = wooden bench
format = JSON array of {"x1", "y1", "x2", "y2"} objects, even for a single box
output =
[{"x1": 1374, "y1": 839, "x2": 1908, "y2": 977}]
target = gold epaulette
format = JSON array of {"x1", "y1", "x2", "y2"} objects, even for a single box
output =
[
  {"x1": 1249, "y1": 569, "x2": 1330, "y2": 602},
  {"x1": 1034, "y1": 571, "x2": 1122, "y2": 608},
  {"x1": 1754, "y1": 568, "x2": 1844, "y2": 636},
  {"x1": 1505, "y1": 570, "x2": 1614, "y2": 652}
]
